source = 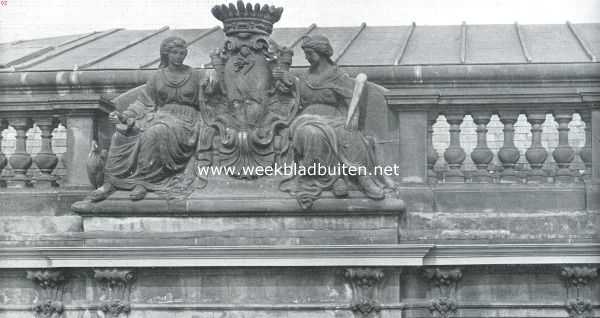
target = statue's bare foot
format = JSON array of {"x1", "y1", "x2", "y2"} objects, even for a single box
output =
[
  {"x1": 129, "y1": 185, "x2": 147, "y2": 201},
  {"x1": 332, "y1": 178, "x2": 349, "y2": 197},
  {"x1": 87, "y1": 183, "x2": 115, "y2": 202},
  {"x1": 358, "y1": 176, "x2": 385, "y2": 200}
]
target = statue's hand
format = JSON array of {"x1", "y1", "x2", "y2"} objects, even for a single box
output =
[
  {"x1": 272, "y1": 69, "x2": 293, "y2": 83},
  {"x1": 110, "y1": 111, "x2": 135, "y2": 134},
  {"x1": 203, "y1": 68, "x2": 219, "y2": 93},
  {"x1": 344, "y1": 113, "x2": 359, "y2": 132},
  {"x1": 108, "y1": 111, "x2": 125, "y2": 125},
  {"x1": 272, "y1": 70, "x2": 294, "y2": 94}
]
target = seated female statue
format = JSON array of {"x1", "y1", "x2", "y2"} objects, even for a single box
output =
[
  {"x1": 276, "y1": 35, "x2": 394, "y2": 207},
  {"x1": 88, "y1": 36, "x2": 212, "y2": 201}
]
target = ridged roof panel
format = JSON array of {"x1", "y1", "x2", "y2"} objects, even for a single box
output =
[
  {"x1": 1, "y1": 23, "x2": 597, "y2": 71},
  {"x1": 337, "y1": 26, "x2": 412, "y2": 66},
  {"x1": 465, "y1": 24, "x2": 526, "y2": 64},
  {"x1": 521, "y1": 24, "x2": 590, "y2": 62}
]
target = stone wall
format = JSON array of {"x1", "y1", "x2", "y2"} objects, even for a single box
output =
[{"x1": 1, "y1": 266, "x2": 598, "y2": 318}]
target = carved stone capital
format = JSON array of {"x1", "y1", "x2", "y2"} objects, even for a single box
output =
[
  {"x1": 423, "y1": 268, "x2": 463, "y2": 288},
  {"x1": 561, "y1": 267, "x2": 597, "y2": 318},
  {"x1": 423, "y1": 268, "x2": 462, "y2": 318},
  {"x1": 344, "y1": 268, "x2": 384, "y2": 318},
  {"x1": 561, "y1": 266, "x2": 598, "y2": 289},
  {"x1": 26, "y1": 270, "x2": 67, "y2": 318},
  {"x1": 94, "y1": 268, "x2": 136, "y2": 289},
  {"x1": 26, "y1": 270, "x2": 66, "y2": 289},
  {"x1": 94, "y1": 269, "x2": 136, "y2": 318}
]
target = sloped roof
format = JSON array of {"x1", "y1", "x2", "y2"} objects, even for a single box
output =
[{"x1": 0, "y1": 22, "x2": 598, "y2": 71}]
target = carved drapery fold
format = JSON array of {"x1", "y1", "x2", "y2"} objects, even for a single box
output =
[
  {"x1": 561, "y1": 266, "x2": 597, "y2": 318},
  {"x1": 26, "y1": 270, "x2": 67, "y2": 318},
  {"x1": 344, "y1": 268, "x2": 385, "y2": 318},
  {"x1": 423, "y1": 268, "x2": 462, "y2": 318},
  {"x1": 94, "y1": 269, "x2": 136, "y2": 318}
]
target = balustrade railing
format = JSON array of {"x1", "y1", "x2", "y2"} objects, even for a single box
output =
[
  {"x1": 0, "y1": 104, "x2": 112, "y2": 191},
  {"x1": 0, "y1": 105, "x2": 594, "y2": 188},
  {"x1": 426, "y1": 109, "x2": 591, "y2": 184}
]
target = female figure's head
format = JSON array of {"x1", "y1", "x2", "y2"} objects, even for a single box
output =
[
  {"x1": 301, "y1": 35, "x2": 334, "y2": 68},
  {"x1": 159, "y1": 36, "x2": 188, "y2": 68}
]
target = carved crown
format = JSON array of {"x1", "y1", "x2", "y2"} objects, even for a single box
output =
[{"x1": 212, "y1": 1, "x2": 283, "y2": 36}]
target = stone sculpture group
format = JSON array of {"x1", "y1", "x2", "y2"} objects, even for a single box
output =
[{"x1": 85, "y1": 1, "x2": 397, "y2": 209}]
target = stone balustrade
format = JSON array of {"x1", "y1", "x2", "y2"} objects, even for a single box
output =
[
  {"x1": 425, "y1": 109, "x2": 592, "y2": 184},
  {"x1": 0, "y1": 100, "x2": 113, "y2": 191}
]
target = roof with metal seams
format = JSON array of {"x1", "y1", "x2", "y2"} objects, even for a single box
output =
[{"x1": 1, "y1": 22, "x2": 598, "y2": 72}]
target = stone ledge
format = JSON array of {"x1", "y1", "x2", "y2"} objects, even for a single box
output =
[
  {"x1": 1, "y1": 243, "x2": 597, "y2": 268},
  {"x1": 431, "y1": 183, "x2": 587, "y2": 212},
  {"x1": 0, "y1": 189, "x2": 89, "y2": 216},
  {"x1": 71, "y1": 191, "x2": 406, "y2": 216},
  {"x1": 0, "y1": 244, "x2": 431, "y2": 268}
]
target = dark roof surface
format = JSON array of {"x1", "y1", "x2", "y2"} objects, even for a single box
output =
[{"x1": 1, "y1": 23, "x2": 598, "y2": 71}]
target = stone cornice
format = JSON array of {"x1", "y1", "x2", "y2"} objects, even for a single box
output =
[
  {"x1": 386, "y1": 91, "x2": 598, "y2": 112},
  {"x1": 0, "y1": 245, "x2": 432, "y2": 268},
  {"x1": 0, "y1": 94, "x2": 114, "y2": 115},
  {"x1": 0, "y1": 63, "x2": 598, "y2": 90},
  {"x1": 0, "y1": 243, "x2": 598, "y2": 269},
  {"x1": 425, "y1": 243, "x2": 600, "y2": 266}
]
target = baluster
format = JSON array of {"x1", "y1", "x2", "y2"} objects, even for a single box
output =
[
  {"x1": 553, "y1": 111, "x2": 575, "y2": 183},
  {"x1": 470, "y1": 112, "x2": 493, "y2": 183},
  {"x1": 497, "y1": 111, "x2": 521, "y2": 183},
  {"x1": 525, "y1": 112, "x2": 548, "y2": 183},
  {"x1": 579, "y1": 110, "x2": 592, "y2": 181},
  {"x1": 427, "y1": 113, "x2": 439, "y2": 183},
  {"x1": 0, "y1": 119, "x2": 8, "y2": 187},
  {"x1": 443, "y1": 112, "x2": 466, "y2": 183},
  {"x1": 33, "y1": 117, "x2": 59, "y2": 188},
  {"x1": 7, "y1": 118, "x2": 33, "y2": 188}
]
